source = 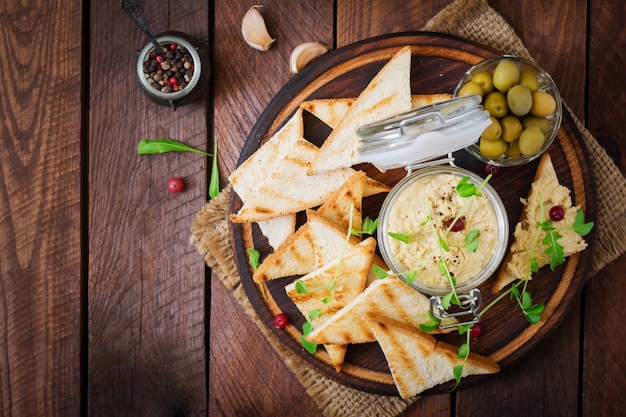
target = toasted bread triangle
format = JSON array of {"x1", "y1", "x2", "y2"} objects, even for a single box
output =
[
  {"x1": 305, "y1": 275, "x2": 456, "y2": 346},
  {"x1": 493, "y1": 153, "x2": 588, "y2": 293},
  {"x1": 285, "y1": 238, "x2": 377, "y2": 372},
  {"x1": 301, "y1": 94, "x2": 452, "y2": 130},
  {"x1": 368, "y1": 315, "x2": 499, "y2": 398},
  {"x1": 317, "y1": 171, "x2": 366, "y2": 231},
  {"x1": 229, "y1": 107, "x2": 304, "y2": 201},
  {"x1": 310, "y1": 46, "x2": 412, "y2": 172},
  {"x1": 252, "y1": 209, "x2": 361, "y2": 283}
]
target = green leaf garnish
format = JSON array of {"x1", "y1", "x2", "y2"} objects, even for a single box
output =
[
  {"x1": 301, "y1": 321, "x2": 317, "y2": 354},
  {"x1": 419, "y1": 311, "x2": 441, "y2": 333},
  {"x1": 321, "y1": 297, "x2": 332, "y2": 304},
  {"x1": 465, "y1": 229, "x2": 480, "y2": 253},
  {"x1": 405, "y1": 270, "x2": 417, "y2": 284},
  {"x1": 455, "y1": 176, "x2": 476, "y2": 197},
  {"x1": 247, "y1": 248, "x2": 260, "y2": 271},
  {"x1": 388, "y1": 232, "x2": 409, "y2": 243},
  {"x1": 521, "y1": 291, "x2": 532, "y2": 310},
  {"x1": 137, "y1": 138, "x2": 213, "y2": 156},
  {"x1": 295, "y1": 280, "x2": 308, "y2": 294},
  {"x1": 572, "y1": 209, "x2": 594, "y2": 236},
  {"x1": 309, "y1": 309, "x2": 322, "y2": 322},
  {"x1": 362, "y1": 216, "x2": 379, "y2": 235},
  {"x1": 457, "y1": 342, "x2": 469, "y2": 358},
  {"x1": 372, "y1": 264, "x2": 389, "y2": 279},
  {"x1": 209, "y1": 140, "x2": 220, "y2": 198},
  {"x1": 453, "y1": 364, "x2": 464, "y2": 385}
]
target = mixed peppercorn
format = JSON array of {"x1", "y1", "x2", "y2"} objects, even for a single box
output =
[{"x1": 143, "y1": 43, "x2": 194, "y2": 93}]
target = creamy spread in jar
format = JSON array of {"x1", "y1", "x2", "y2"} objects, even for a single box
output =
[{"x1": 378, "y1": 167, "x2": 508, "y2": 295}]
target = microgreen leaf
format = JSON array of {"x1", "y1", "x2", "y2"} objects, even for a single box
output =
[
  {"x1": 247, "y1": 248, "x2": 260, "y2": 271},
  {"x1": 137, "y1": 138, "x2": 213, "y2": 157},
  {"x1": 453, "y1": 364, "x2": 464, "y2": 385},
  {"x1": 456, "y1": 176, "x2": 476, "y2": 197},
  {"x1": 526, "y1": 314, "x2": 541, "y2": 324},
  {"x1": 521, "y1": 291, "x2": 532, "y2": 310},
  {"x1": 309, "y1": 309, "x2": 322, "y2": 322},
  {"x1": 465, "y1": 229, "x2": 481, "y2": 253},
  {"x1": 295, "y1": 280, "x2": 308, "y2": 294},
  {"x1": 573, "y1": 209, "x2": 594, "y2": 236},
  {"x1": 439, "y1": 237, "x2": 450, "y2": 251},
  {"x1": 530, "y1": 257, "x2": 539, "y2": 273},
  {"x1": 457, "y1": 342, "x2": 469, "y2": 358},
  {"x1": 419, "y1": 311, "x2": 441, "y2": 333},
  {"x1": 388, "y1": 232, "x2": 409, "y2": 243},
  {"x1": 362, "y1": 216, "x2": 379, "y2": 235},
  {"x1": 442, "y1": 292, "x2": 453, "y2": 309},
  {"x1": 321, "y1": 297, "x2": 332, "y2": 304},
  {"x1": 301, "y1": 321, "x2": 317, "y2": 354},
  {"x1": 405, "y1": 270, "x2": 417, "y2": 284},
  {"x1": 526, "y1": 303, "x2": 545, "y2": 316},
  {"x1": 457, "y1": 324, "x2": 472, "y2": 335},
  {"x1": 209, "y1": 140, "x2": 220, "y2": 198},
  {"x1": 372, "y1": 264, "x2": 389, "y2": 279}
]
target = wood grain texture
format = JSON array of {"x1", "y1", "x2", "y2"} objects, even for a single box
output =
[
  {"x1": 0, "y1": 0, "x2": 82, "y2": 415},
  {"x1": 211, "y1": 1, "x2": 334, "y2": 416},
  {"x1": 87, "y1": 0, "x2": 207, "y2": 415}
]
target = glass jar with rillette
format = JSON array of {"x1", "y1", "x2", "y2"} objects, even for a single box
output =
[{"x1": 356, "y1": 95, "x2": 509, "y2": 329}]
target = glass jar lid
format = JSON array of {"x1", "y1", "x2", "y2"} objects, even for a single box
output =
[{"x1": 356, "y1": 95, "x2": 491, "y2": 170}]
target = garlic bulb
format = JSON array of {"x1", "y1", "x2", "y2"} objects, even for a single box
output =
[
  {"x1": 289, "y1": 42, "x2": 330, "y2": 73},
  {"x1": 241, "y1": 5, "x2": 275, "y2": 51}
]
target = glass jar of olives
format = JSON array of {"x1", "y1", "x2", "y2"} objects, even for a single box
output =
[{"x1": 454, "y1": 56, "x2": 562, "y2": 167}]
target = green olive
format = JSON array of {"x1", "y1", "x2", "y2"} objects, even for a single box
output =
[
  {"x1": 470, "y1": 71, "x2": 494, "y2": 95},
  {"x1": 506, "y1": 139, "x2": 522, "y2": 157},
  {"x1": 507, "y1": 84, "x2": 533, "y2": 116},
  {"x1": 519, "y1": 69, "x2": 539, "y2": 93},
  {"x1": 500, "y1": 115, "x2": 523, "y2": 142},
  {"x1": 531, "y1": 91, "x2": 557, "y2": 117},
  {"x1": 481, "y1": 116, "x2": 502, "y2": 141},
  {"x1": 483, "y1": 91, "x2": 508, "y2": 118},
  {"x1": 522, "y1": 116, "x2": 551, "y2": 135},
  {"x1": 458, "y1": 81, "x2": 484, "y2": 98},
  {"x1": 518, "y1": 126, "x2": 545, "y2": 156},
  {"x1": 479, "y1": 138, "x2": 508, "y2": 158},
  {"x1": 492, "y1": 60, "x2": 520, "y2": 93}
]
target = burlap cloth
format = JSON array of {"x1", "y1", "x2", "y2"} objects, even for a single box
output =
[{"x1": 191, "y1": 0, "x2": 626, "y2": 415}]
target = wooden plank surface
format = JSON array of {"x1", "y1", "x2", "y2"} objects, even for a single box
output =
[
  {"x1": 0, "y1": 1, "x2": 82, "y2": 415},
  {"x1": 87, "y1": 0, "x2": 207, "y2": 415}
]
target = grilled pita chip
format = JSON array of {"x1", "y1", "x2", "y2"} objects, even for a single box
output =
[
  {"x1": 252, "y1": 222, "x2": 315, "y2": 283},
  {"x1": 230, "y1": 138, "x2": 362, "y2": 223},
  {"x1": 493, "y1": 153, "x2": 589, "y2": 293},
  {"x1": 285, "y1": 238, "x2": 377, "y2": 372},
  {"x1": 301, "y1": 94, "x2": 452, "y2": 130},
  {"x1": 310, "y1": 46, "x2": 412, "y2": 172},
  {"x1": 257, "y1": 214, "x2": 297, "y2": 250},
  {"x1": 229, "y1": 108, "x2": 304, "y2": 201},
  {"x1": 368, "y1": 316, "x2": 499, "y2": 398},
  {"x1": 252, "y1": 209, "x2": 361, "y2": 282},
  {"x1": 305, "y1": 275, "x2": 456, "y2": 346},
  {"x1": 317, "y1": 171, "x2": 366, "y2": 232}
]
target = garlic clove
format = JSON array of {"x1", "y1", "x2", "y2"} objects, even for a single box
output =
[
  {"x1": 242, "y1": 5, "x2": 275, "y2": 51},
  {"x1": 289, "y1": 42, "x2": 330, "y2": 73}
]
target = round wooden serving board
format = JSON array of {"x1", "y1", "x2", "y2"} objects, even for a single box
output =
[{"x1": 229, "y1": 33, "x2": 596, "y2": 396}]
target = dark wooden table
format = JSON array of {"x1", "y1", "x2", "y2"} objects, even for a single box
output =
[{"x1": 1, "y1": 0, "x2": 624, "y2": 416}]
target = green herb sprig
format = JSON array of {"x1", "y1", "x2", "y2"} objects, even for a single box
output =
[
  {"x1": 247, "y1": 248, "x2": 267, "y2": 300},
  {"x1": 137, "y1": 138, "x2": 221, "y2": 198}
]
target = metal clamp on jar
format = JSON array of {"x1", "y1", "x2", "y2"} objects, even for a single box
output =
[{"x1": 356, "y1": 95, "x2": 509, "y2": 329}]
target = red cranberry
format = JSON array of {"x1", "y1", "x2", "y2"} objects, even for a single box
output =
[
  {"x1": 274, "y1": 313, "x2": 289, "y2": 329},
  {"x1": 482, "y1": 163, "x2": 501, "y2": 177},
  {"x1": 167, "y1": 177, "x2": 184, "y2": 193},
  {"x1": 445, "y1": 217, "x2": 465, "y2": 232},
  {"x1": 470, "y1": 323, "x2": 483, "y2": 340},
  {"x1": 549, "y1": 205, "x2": 565, "y2": 221}
]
